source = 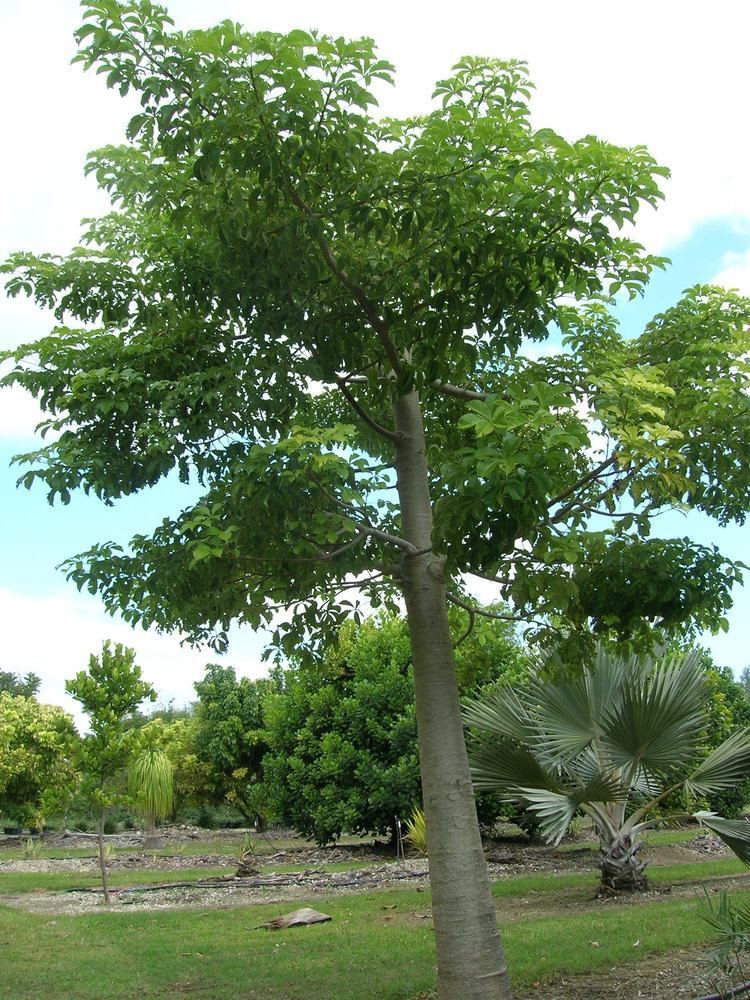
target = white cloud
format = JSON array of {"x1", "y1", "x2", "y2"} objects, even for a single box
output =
[
  {"x1": 0, "y1": 587, "x2": 270, "y2": 728},
  {"x1": 0, "y1": 384, "x2": 47, "y2": 440},
  {"x1": 713, "y1": 249, "x2": 750, "y2": 295}
]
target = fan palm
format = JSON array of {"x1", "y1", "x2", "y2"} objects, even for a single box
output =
[{"x1": 464, "y1": 646, "x2": 750, "y2": 892}]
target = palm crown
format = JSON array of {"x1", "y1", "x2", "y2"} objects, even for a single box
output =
[{"x1": 464, "y1": 647, "x2": 750, "y2": 891}]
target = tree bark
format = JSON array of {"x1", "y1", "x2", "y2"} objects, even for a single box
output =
[
  {"x1": 97, "y1": 809, "x2": 111, "y2": 905},
  {"x1": 599, "y1": 833, "x2": 648, "y2": 894},
  {"x1": 392, "y1": 390, "x2": 512, "y2": 1000}
]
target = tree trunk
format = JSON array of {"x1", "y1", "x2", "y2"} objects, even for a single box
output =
[
  {"x1": 599, "y1": 833, "x2": 648, "y2": 894},
  {"x1": 392, "y1": 390, "x2": 512, "y2": 1000},
  {"x1": 97, "y1": 810, "x2": 111, "y2": 905}
]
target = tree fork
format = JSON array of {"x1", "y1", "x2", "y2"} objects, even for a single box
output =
[{"x1": 392, "y1": 389, "x2": 512, "y2": 1000}]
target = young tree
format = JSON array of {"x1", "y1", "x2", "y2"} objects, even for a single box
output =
[
  {"x1": 263, "y1": 612, "x2": 527, "y2": 844},
  {"x1": 3, "y1": 4, "x2": 750, "y2": 994},
  {"x1": 465, "y1": 647, "x2": 750, "y2": 893},
  {"x1": 0, "y1": 693, "x2": 77, "y2": 830},
  {"x1": 66, "y1": 641, "x2": 156, "y2": 903}
]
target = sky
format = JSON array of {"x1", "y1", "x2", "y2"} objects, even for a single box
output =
[{"x1": 1, "y1": 0, "x2": 749, "y2": 721}]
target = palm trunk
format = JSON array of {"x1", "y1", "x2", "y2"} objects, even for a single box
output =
[
  {"x1": 97, "y1": 809, "x2": 111, "y2": 905},
  {"x1": 392, "y1": 390, "x2": 512, "y2": 1000},
  {"x1": 599, "y1": 832, "x2": 648, "y2": 893}
]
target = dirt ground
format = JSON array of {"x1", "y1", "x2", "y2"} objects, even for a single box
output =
[{"x1": 515, "y1": 948, "x2": 728, "y2": 999}]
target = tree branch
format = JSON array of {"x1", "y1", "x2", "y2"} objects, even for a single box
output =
[
  {"x1": 335, "y1": 379, "x2": 400, "y2": 442},
  {"x1": 445, "y1": 592, "x2": 521, "y2": 623},
  {"x1": 239, "y1": 533, "x2": 366, "y2": 566},
  {"x1": 431, "y1": 381, "x2": 488, "y2": 402},
  {"x1": 287, "y1": 189, "x2": 403, "y2": 376},
  {"x1": 546, "y1": 456, "x2": 618, "y2": 511},
  {"x1": 454, "y1": 606, "x2": 476, "y2": 646},
  {"x1": 352, "y1": 522, "x2": 419, "y2": 554}
]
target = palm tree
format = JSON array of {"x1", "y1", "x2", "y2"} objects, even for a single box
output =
[{"x1": 464, "y1": 646, "x2": 750, "y2": 892}]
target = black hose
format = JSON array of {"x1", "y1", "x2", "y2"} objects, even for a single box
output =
[{"x1": 695, "y1": 980, "x2": 750, "y2": 1000}]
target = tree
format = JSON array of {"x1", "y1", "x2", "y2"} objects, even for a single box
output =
[
  {"x1": 3, "y1": 5, "x2": 750, "y2": 994},
  {"x1": 263, "y1": 612, "x2": 526, "y2": 844},
  {"x1": 0, "y1": 671, "x2": 41, "y2": 698},
  {"x1": 192, "y1": 664, "x2": 279, "y2": 825},
  {"x1": 0, "y1": 693, "x2": 77, "y2": 829},
  {"x1": 159, "y1": 715, "x2": 216, "y2": 817},
  {"x1": 464, "y1": 647, "x2": 750, "y2": 893},
  {"x1": 66, "y1": 641, "x2": 156, "y2": 903},
  {"x1": 699, "y1": 655, "x2": 750, "y2": 819}
]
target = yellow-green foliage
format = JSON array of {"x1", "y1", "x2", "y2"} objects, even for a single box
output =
[
  {"x1": 403, "y1": 807, "x2": 428, "y2": 856},
  {"x1": 0, "y1": 693, "x2": 77, "y2": 828},
  {"x1": 129, "y1": 748, "x2": 174, "y2": 824}
]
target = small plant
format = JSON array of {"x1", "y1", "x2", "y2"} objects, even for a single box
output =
[
  {"x1": 701, "y1": 890, "x2": 750, "y2": 998},
  {"x1": 22, "y1": 837, "x2": 43, "y2": 861},
  {"x1": 403, "y1": 807, "x2": 428, "y2": 857},
  {"x1": 102, "y1": 816, "x2": 118, "y2": 835},
  {"x1": 566, "y1": 815, "x2": 586, "y2": 840},
  {"x1": 129, "y1": 748, "x2": 174, "y2": 834},
  {"x1": 236, "y1": 833, "x2": 260, "y2": 876},
  {"x1": 101, "y1": 843, "x2": 114, "y2": 865}
]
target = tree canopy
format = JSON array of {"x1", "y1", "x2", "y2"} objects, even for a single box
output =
[
  {"x1": 0, "y1": 693, "x2": 77, "y2": 829},
  {"x1": 3, "y1": 6, "x2": 747, "y2": 662},
  {"x1": 190, "y1": 663, "x2": 278, "y2": 824},
  {"x1": 0, "y1": 671, "x2": 41, "y2": 698}
]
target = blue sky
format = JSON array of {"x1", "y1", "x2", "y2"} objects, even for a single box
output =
[{"x1": 1, "y1": 1, "x2": 749, "y2": 719}]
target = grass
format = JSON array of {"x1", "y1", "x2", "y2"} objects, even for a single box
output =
[
  {"x1": 1, "y1": 827, "x2": 745, "y2": 997},
  {"x1": 0, "y1": 883, "x2": 744, "y2": 999},
  {"x1": 556, "y1": 827, "x2": 699, "y2": 852},
  {"x1": 0, "y1": 823, "x2": 701, "y2": 863}
]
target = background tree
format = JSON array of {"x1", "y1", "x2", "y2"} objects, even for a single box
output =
[
  {"x1": 0, "y1": 693, "x2": 77, "y2": 830},
  {"x1": 0, "y1": 670, "x2": 41, "y2": 698},
  {"x1": 3, "y1": 4, "x2": 750, "y2": 995},
  {"x1": 263, "y1": 611, "x2": 527, "y2": 844},
  {"x1": 192, "y1": 664, "x2": 279, "y2": 826},
  {"x1": 158, "y1": 715, "x2": 217, "y2": 820},
  {"x1": 465, "y1": 647, "x2": 750, "y2": 893},
  {"x1": 66, "y1": 641, "x2": 156, "y2": 903}
]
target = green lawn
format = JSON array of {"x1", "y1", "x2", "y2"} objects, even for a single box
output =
[
  {"x1": 1, "y1": 830, "x2": 744, "y2": 999},
  {"x1": 556, "y1": 827, "x2": 700, "y2": 852},
  {"x1": 0, "y1": 884, "x2": 742, "y2": 999}
]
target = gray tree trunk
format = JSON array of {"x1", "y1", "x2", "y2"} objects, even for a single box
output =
[
  {"x1": 599, "y1": 833, "x2": 648, "y2": 894},
  {"x1": 392, "y1": 390, "x2": 512, "y2": 1000},
  {"x1": 97, "y1": 810, "x2": 111, "y2": 905}
]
